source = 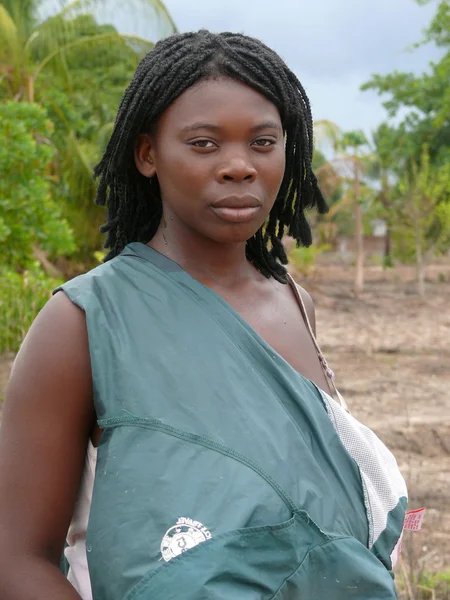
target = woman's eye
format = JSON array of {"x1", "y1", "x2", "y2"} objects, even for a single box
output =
[
  {"x1": 191, "y1": 140, "x2": 216, "y2": 148},
  {"x1": 253, "y1": 139, "x2": 275, "y2": 147}
]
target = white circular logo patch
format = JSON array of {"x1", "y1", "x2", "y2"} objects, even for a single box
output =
[{"x1": 160, "y1": 517, "x2": 212, "y2": 562}]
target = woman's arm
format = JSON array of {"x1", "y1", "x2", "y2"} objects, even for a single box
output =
[{"x1": 0, "y1": 292, "x2": 94, "y2": 599}]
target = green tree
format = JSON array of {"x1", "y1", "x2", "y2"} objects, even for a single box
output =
[
  {"x1": 315, "y1": 122, "x2": 371, "y2": 294},
  {"x1": 361, "y1": 0, "x2": 450, "y2": 167},
  {"x1": 364, "y1": 123, "x2": 406, "y2": 267},
  {"x1": 338, "y1": 131, "x2": 371, "y2": 294},
  {"x1": 0, "y1": 0, "x2": 177, "y2": 260},
  {"x1": 361, "y1": 0, "x2": 450, "y2": 269},
  {"x1": 392, "y1": 146, "x2": 450, "y2": 296},
  {"x1": 0, "y1": 101, "x2": 75, "y2": 269},
  {"x1": 0, "y1": 0, "x2": 176, "y2": 101},
  {"x1": 313, "y1": 121, "x2": 346, "y2": 246}
]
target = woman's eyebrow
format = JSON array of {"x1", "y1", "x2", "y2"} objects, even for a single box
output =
[
  {"x1": 181, "y1": 121, "x2": 281, "y2": 133},
  {"x1": 181, "y1": 122, "x2": 220, "y2": 133},
  {"x1": 250, "y1": 121, "x2": 281, "y2": 132}
]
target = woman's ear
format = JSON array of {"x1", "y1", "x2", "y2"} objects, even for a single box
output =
[{"x1": 134, "y1": 134, "x2": 157, "y2": 178}]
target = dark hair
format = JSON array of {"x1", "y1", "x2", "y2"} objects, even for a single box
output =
[{"x1": 94, "y1": 29, "x2": 327, "y2": 282}]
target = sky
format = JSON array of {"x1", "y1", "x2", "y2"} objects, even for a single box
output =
[{"x1": 160, "y1": 0, "x2": 442, "y2": 137}]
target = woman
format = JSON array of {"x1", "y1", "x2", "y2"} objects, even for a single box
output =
[{"x1": 0, "y1": 30, "x2": 407, "y2": 599}]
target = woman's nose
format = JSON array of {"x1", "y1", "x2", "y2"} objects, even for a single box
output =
[{"x1": 216, "y1": 156, "x2": 257, "y2": 183}]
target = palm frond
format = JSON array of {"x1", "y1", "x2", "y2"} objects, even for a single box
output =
[
  {"x1": 48, "y1": 0, "x2": 176, "y2": 38},
  {"x1": 0, "y1": 4, "x2": 19, "y2": 63},
  {"x1": 32, "y1": 31, "x2": 153, "y2": 82},
  {"x1": 314, "y1": 120, "x2": 342, "y2": 152},
  {"x1": 63, "y1": 129, "x2": 97, "y2": 207},
  {"x1": 30, "y1": 0, "x2": 175, "y2": 85},
  {"x1": 340, "y1": 130, "x2": 368, "y2": 151},
  {"x1": 1, "y1": 0, "x2": 37, "y2": 39},
  {"x1": 43, "y1": 94, "x2": 96, "y2": 206},
  {"x1": 17, "y1": 0, "x2": 176, "y2": 257}
]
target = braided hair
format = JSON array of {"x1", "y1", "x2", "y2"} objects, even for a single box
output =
[{"x1": 94, "y1": 29, "x2": 327, "y2": 282}]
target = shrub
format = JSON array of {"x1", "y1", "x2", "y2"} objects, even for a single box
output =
[
  {"x1": 0, "y1": 101, "x2": 75, "y2": 269},
  {"x1": 289, "y1": 244, "x2": 331, "y2": 277},
  {"x1": 0, "y1": 268, "x2": 61, "y2": 354}
]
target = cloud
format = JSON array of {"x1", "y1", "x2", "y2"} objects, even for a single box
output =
[{"x1": 164, "y1": 0, "x2": 442, "y2": 132}]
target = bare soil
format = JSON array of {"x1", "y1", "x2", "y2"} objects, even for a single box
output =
[{"x1": 1, "y1": 262, "x2": 449, "y2": 574}]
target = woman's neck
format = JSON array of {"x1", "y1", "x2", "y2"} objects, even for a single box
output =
[{"x1": 148, "y1": 220, "x2": 259, "y2": 289}]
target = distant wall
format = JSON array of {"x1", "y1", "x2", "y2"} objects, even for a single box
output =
[{"x1": 336, "y1": 235, "x2": 385, "y2": 259}]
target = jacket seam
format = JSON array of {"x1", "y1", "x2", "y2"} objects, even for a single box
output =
[{"x1": 99, "y1": 415, "x2": 297, "y2": 513}]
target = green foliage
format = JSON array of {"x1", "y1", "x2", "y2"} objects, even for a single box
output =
[
  {"x1": 419, "y1": 569, "x2": 450, "y2": 597},
  {"x1": 392, "y1": 228, "x2": 417, "y2": 264},
  {"x1": 361, "y1": 0, "x2": 450, "y2": 166},
  {"x1": 389, "y1": 146, "x2": 450, "y2": 271},
  {"x1": 435, "y1": 200, "x2": 450, "y2": 252},
  {"x1": 0, "y1": 101, "x2": 75, "y2": 269},
  {"x1": 0, "y1": 0, "x2": 176, "y2": 259},
  {"x1": 339, "y1": 130, "x2": 368, "y2": 153},
  {"x1": 313, "y1": 123, "x2": 371, "y2": 237},
  {"x1": 398, "y1": 568, "x2": 450, "y2": 599},
  {"x1": 0, "y1": 267, "x2": 61, "y2": 354},
  {"x1": 362, "y1": 0, "x2": 450, "y2": 269},
  {"x1": 418, "y1": 0, "x2": 450, "y2": 48},
  {"x1": 31, "y1": 15, "x2": 148, "y2": 258},
  {"x1": 289, "y1": 244, "x2": 331, "y2": 277}
]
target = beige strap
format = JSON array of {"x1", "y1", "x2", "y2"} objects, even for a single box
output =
[{"x1": 286, "y1": 274, "x2": 349, "y2": 411}]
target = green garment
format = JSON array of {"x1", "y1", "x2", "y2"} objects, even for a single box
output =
[{"x1": 57, "y1": 242, "x2": 407, "y2": 599}]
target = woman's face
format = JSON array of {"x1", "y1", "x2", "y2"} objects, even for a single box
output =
[{"x1": 135, "y1": 76, "x2": 285, "y2": 245}]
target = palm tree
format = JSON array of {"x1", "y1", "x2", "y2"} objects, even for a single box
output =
[
  {"x1": 364, "y1": 124, "x2": 399, "y2": 267},
  {"x1": 336, "y1": 131, "x2": 369, "y2": 295},
  {"x1": 314, "y1": 122, "x2": 370, "y2": 294},
  {"x1": 0, "y1": 0, "x2": 177, "y2": 259},
  {"x1": 0, "y1": 0, "x2": 176, "y2": 101}
]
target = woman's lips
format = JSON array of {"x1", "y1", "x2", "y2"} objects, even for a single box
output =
[
  {"x1": 211, "y1": 195, "x2": 261, "y2": 223},
  {"x1": 210, "y1": 205, "x2": 261, "y2": 223}
]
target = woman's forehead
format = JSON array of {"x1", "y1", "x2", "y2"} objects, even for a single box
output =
[{"x1": 156, "y1": 77, "x2": 282, "y2": 131}]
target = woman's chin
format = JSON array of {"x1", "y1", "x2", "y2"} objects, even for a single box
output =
[{"x1": 205, "y1": 220, "x2": 265, "y2": 245}]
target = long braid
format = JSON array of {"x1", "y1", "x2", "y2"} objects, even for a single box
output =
[{"x1": 94, "y1": 30, "x2": 327, "y2": 280}]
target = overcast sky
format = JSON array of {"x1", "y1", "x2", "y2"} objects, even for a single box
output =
[{"x1": 161, "y1": 0, "x2": 441, "y2": 137}]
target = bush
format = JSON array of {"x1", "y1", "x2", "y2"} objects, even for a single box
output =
[
  {"x1": 0, "y1": 268, "x2": 61, "y2": 354},
  {"x1": 417, "y1": 571, "x2": 450, "y2": 599},
  {"x1": 289, "y1": 244, "x2": 331, "y2": 277},
  {"x1": 0, "y1": 101, "x2": 75, "y2": 269},
  {"x1": 397, "y1": 568, "x2": 450, "y2": 599}
]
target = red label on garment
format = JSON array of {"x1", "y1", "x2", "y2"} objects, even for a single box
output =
[
  {"x1": 391, "y1": 509, "x2": 426, "y2": 567},
  {"x1": 403, "y1": 508, "x2": 426, "y2": 531}
]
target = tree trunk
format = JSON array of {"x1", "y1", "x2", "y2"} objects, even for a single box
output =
[
  {"x1": 415, "y1": 228, "x2": 425, "y2": 297},
  {"x1": 384, "y1": 224, "x2": 392, "y2": 268},
  {"x1": 354, "y1": 163, "x2": 364, "y2": 295},
  {"x1": 27, "y1": 76, "x2": 34, "y2": 103}
]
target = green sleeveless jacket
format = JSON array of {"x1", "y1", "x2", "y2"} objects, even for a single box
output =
[{"x1": 59, "y1": 242, "x2": 407, "y2": 599}]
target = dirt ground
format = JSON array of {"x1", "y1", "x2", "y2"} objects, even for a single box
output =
[{"x1": 0, "y1": 261, "x2": 449, "y2": 576}]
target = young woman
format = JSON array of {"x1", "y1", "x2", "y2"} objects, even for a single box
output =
[{"x1": 0, "y1": 30, "x2": 407, "y2": 599}]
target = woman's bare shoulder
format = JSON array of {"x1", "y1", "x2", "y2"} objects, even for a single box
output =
[{"x1": 293, "y1": 280, "x2": 316, "y2": 336}]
